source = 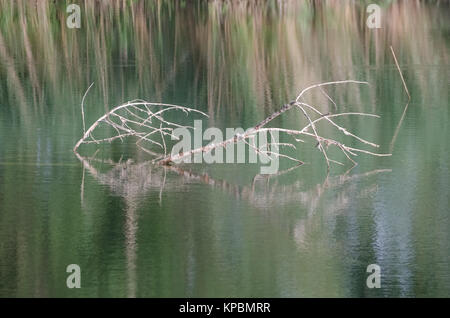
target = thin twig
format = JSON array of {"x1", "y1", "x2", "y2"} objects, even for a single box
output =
[
  {"x1": 390, "y1": 46, "x2": 411, "y2": 100},
  {"x1": 81, "y1": 82, "x2": 95, "y2": 134},
  {"x1": 389, "y1": 46, "x2": 411, "y2": 152}
]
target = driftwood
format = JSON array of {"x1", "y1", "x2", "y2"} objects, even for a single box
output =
[{"x1": 74, "y1": 80, "x2": 391, "y2": 170}]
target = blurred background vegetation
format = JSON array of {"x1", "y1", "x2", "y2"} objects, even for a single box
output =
[{"x1": 0, "y1": 0, "x2": 447, "y2": 118}]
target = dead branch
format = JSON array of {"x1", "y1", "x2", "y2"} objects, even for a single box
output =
[
  {"x1": 74, "y1": 80, "x2": 391, "y2": 170},
  {"x1": 73, "y1": 98, "x2": 208, "y2": 153}
]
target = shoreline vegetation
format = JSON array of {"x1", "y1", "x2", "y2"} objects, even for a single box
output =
[{"x1": 0, "y1": 0, "x2": 447, "y2": 123}]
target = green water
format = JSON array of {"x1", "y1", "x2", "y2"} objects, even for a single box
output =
[{"x1": 0, "y1": 1, "x2": 449, "y2": 297}]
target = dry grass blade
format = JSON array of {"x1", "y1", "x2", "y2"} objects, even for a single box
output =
[
  {"x1": 389, "y1": 46, "x2": 411, "y2": 152},
  {"x1": 390, "y1": 46, "x2": 411, "y2": 100}
]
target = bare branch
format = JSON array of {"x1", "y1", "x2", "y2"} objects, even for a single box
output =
[{"x1": 74, "y1": 80, "x2": 391, "y2": 171}]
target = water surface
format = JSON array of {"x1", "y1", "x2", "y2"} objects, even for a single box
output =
[{"x1": 0, "y1": 1, "x2": 449, "y2": 297}]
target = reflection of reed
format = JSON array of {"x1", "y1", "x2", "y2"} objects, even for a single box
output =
[
  {"x1": 195, "y1": 0, "x2": 449, "y2": 118},
  {"x1": 77, "y1": 153, "x2": 148, "y2": 297},
  {"x1": 292, "y1": 171, "x2": 383, "y2": 247},
  {"x1": 0, "y1": 31, "x2": 29, "y2": 121},
  {"x1": 125, "y1": 197, "x2": 138, "y2": 298},
  {"x1": 0, "y1": 0, "x2": 447, "y2": 120}
]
